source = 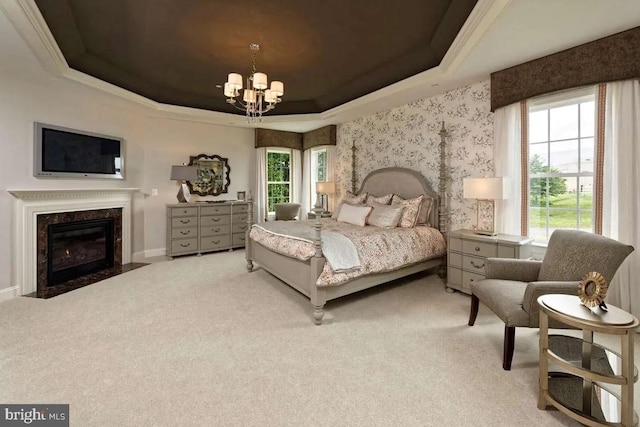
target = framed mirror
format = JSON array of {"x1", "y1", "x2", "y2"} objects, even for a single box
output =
[{"x1": 187, "y1": 154, "x2": 231, "y2": 196}]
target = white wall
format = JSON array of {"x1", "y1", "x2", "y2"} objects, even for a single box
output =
[{"x1": 0, "y1": 12, "x2": 254, "y2": 292}]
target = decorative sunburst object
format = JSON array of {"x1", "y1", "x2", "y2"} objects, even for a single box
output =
[{"x1": 578, "y1": 271, "x2": 608, "y2": 308}]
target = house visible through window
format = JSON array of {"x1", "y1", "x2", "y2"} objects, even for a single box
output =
[
  {"x1": 266, "y1": 149, "x2": 291, "y2": 214},
  {"x1": 527, "y1": 88, "x2": 596, "y2": 243}
]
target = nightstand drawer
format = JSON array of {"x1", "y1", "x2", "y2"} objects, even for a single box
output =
[
  {"x1": 233, "y1": 204, "x2": 249, "y2": 213},
  {"x1": 201, "y1": 215, "x2": 231, "y2": 226},
  {"x1": 462, "y1": 270, "x2": 485, "y2": 293},
  {"x1": 171, "y1": 216, "x2": 197, "y2": 227},
  {"x1": 232, "y1": 222, "x2": 248, "y2": 233},
  {"x1": 200, "y1": 235, "x2": 231, "y2": 250},
  {"x1": 234, "y1": 213, "x2": 249, "y2": 223},
  {"x1": 462, "y1": 240, "x2": 497, "y2": 258},
  {"x1": 448, "y1": 252, "x2": 462, "y2": 268},
  {"x1": 171, "y1": 238, "x2": 197, "y2": 253},
  {"x1": 171, "y1": 227, "x2": 197, "y2": 239},
  {"x1": 463, "y1": 255, "x2": 487, "y2": 274}
]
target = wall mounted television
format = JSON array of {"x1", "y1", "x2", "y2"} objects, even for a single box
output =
[{"x1": 34, "y1": 122, "x2": 124, "y2": 179}]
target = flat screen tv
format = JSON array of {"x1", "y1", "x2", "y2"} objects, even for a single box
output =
[{"x1": 34, "y1": 122, "x2": 124, "y2": 179}]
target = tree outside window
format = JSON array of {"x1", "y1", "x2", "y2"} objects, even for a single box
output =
[{"x1": 267, "y1": 150, "x2": 291, "y2": 213}]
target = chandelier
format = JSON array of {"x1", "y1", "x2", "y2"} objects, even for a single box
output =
[{"x1": 224, "y1": 43, "x2": 284, "y2": 122}]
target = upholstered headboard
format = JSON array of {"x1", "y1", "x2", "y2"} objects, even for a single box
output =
[{"x1": 356, "y1": 167, "x2": 439, "y2": 229}]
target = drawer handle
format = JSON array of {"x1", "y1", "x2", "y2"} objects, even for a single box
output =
[
  {"x1": 182, "y1": 210, "x2": 188, "y2": 214},
  {"x1": 213, "y1": 228, "x2": 221, "y2": 232},
  {"x1": 180, "y1": 243, "x2": 190, "y2": 248},
  {"x1": 474, "y1": 246, "x2": 480, "y2": 252},
  {"x1": 238, "y1": 226, "x2": 247, "y2": 231},
  {"x1": 212, "y1": 218, "x2": 221, "y2": 222},
  {"x1": 180, "y1": 219, "x2": 190, "y2": 224},
  {"x1": 212, "y1": 239, "x2": 220, "y2": 244},
  {"x1": 180, "y1": 230, "x2": 190, "y2": 235},
  {"x1": 470, "y1": 260, "x2": 485, "y2": 269}
]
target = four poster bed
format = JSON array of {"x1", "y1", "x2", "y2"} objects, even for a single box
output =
[{"x1": 244, "y1": 124, "x2": 449, "y2": 324}]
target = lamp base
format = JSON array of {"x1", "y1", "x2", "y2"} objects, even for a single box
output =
[{"x1": 176, "y1": 182, "x2": 191, "y2": 203}]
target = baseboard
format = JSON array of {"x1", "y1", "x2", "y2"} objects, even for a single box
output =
[
  {"x1": 132, "y1": 248, "x2": 166, "y2": 262},
  {"x1": 0, "y1": 285, "x2": 20, "y2": 302}
]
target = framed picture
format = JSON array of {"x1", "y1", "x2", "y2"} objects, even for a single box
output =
[{"x1": 237, "y1": 191, "x2": 246, "y2": 200}]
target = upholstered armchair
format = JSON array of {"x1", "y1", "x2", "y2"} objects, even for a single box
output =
[
  {"x1": 274, "y1": 203, "x2": 301, "y2": 221},
  {"x1": 468, "y1": 230, "x2": 633, "y2": 370}
]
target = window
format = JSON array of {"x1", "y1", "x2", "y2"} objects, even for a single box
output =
[
  {"x1": 527, "y1": 88, "x2": 596, "y2": 243},
  {"x1": 266, "y1": 149, "x2": 291, "y2": 214},
  {"x1": 310, "y1": 147, "x2": 327, "y2": 204}
]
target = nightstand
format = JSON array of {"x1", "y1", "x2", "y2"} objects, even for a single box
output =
[
  {"x1": 307, "y1": 212, "x2": 332, "y2": 219},
  {"x1": 446, "y1": 229, "x2": 533, "y2": 295}
]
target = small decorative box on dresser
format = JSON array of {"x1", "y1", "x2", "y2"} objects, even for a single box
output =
[
  {"x1": 166, "y1": 201, "x2": 250, "y2": 258},
  {"x1": 446, "y1": 229, "x2": 534, "y2": 295}
]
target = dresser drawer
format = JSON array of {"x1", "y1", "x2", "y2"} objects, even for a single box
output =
[
  {"x1": 201, "y1": 215, "x2": 231, "y2": 226},
  {"x1": 170, "y1": 206, "x2": 198, "y2": 217},
  {"x1": 200, "y1": 225, "x2": 230, "y2": 237},
  {"x1": 233, "y1": 213, "x2": 249, "y2": 223},
  {"x1": 201, "y1": 205, "x2": 231, "y2": 215},
  {"x1": 171, "y1": 216, "x2": 197, "y2": 227},
  {"x1": 171, "y1": 238, "x2": 198, "y2": 253},
  {"x1": 462, "y1": 240, "x2": 497, "y2": 258},
  {"x1": 449, "y1": 237, "x2": 462, "y2": 252},
  {"x1": 233, "y1": 204, "x2": 249, "y2": 213},
  {"x1": 232, "y1": 222, "x2": 249, "y2": 233},
  {"x1": 462, "y1": 270, "x2": 485, "y2": 293},
  {"x1": 232, "y1": 232, "x2": 246, "y2": 247},
  {"x1": 200, "y1": 235, "x2": 231, "y2": 251},
  {"x1": 171, "y1": 227, "x2": 197, "y2": 239},
  {"x1": 448, "y1": 252, "x2": 462, "y2": 268}
]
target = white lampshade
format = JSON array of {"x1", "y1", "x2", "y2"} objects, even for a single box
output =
[
  {"x1": 227, "y1": 73, "x2": 243, "y2": 89},
  {"x1": 264, "y1": 89, "x2": 276, "y2": 103},
  {"x1": 223, "y1": 82, "x2": 235, "y2": 97},
  {"x1": 463, "y1": 177, "x2": 509, "y2": 200},
  {"x1": 253, "y1": 72, "x2": 268, "y2": 89},
  {"x1": 316, "y1": 181, "x2": 336, "y2": 195},
  {"x1": 270, "y1": 81, "x2": 284, "y2": 96},
  {"x1": 243, "y1": 89, "x2": 256, "y2": 104}
]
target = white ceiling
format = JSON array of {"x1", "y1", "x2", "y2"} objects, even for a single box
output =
[{"x1": 1, "y1": 0, "x2": 639, "y2": 132}]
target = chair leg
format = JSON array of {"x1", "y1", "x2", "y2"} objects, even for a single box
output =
[
  {"x1": 503, "y1": 326, "x2": 516, "y2": 370},
  {"x1": 468, "y1": 294, "x2": 479, "y2": 326}
]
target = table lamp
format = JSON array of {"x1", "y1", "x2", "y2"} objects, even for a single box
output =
[
  {"x1": 315, "y1": 181, "x2": 336, "y2": 213},
  {"x1": 170, "y1": 165, "x2": 198, "y2": 203},
  {"x1": 463, "y1": 177, "x2": 508, "y2": 236}
]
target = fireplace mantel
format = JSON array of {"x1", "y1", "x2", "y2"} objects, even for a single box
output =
[{"x1": 8, "y1": 188, "x2": 139, "y2": 295}]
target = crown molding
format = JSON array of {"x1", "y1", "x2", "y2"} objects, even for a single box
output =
[{"x1": 1, "y1": 0, "x2": 505, "y2": 130}]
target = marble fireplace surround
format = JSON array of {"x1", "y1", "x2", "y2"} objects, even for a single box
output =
[{"x1": 8, "y1": 188, "x2": 138, "y2": 296}]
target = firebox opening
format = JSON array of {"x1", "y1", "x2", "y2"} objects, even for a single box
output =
[{"x1": 47, "y1": 218, "x2": 115, "y2": 286}]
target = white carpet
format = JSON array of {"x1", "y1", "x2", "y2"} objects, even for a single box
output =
[{"x1": 0, "y1": 250, "x2": 636, "y2": 426}]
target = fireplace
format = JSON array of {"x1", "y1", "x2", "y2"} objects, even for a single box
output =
[
  {"x1": 36, "y1": 208, "x2": 122, "y2": 297},
  {"x1": 47, "y1": 218, "x2": 115, "y2": 286}
]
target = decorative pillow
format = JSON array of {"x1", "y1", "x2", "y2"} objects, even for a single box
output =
[
  {"x1": 365, "y1": 193, "x2": 393, "y2": 205},
  {"x1": 367, "y1": 205, "x2": 405, "y2": 228},
  {"x1": 416, "y1": 197, "x2": 434, "y2": 226},
  {"x1": 337, "y1": 204, "x2": 372, "y2": 226},
  {"x1": 331, "y1": 191, "x2": 368, "y2": 219},
  {"x1": 391, "y1": 194, "x2": 424, "y2": 228}
]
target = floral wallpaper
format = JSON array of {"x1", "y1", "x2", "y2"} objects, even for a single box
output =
[{"x1": 336, "y1": 79, "x2": 494, "y2": 232}]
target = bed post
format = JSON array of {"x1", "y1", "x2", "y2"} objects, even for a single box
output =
[
  {"x1": 310, "y1": 209, "x2": 326, "y2": 324},
  {"x1": 245, "y1": 193, "x2": 254, "y2": 272},
  {"x1": 438, "y1": 122, "x2": 449, "y2": 280},
  {"x1": 351, "y1": 140, "x2": 357, "y2": 194}
]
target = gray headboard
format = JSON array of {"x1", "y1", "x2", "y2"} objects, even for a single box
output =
[{"x1": 356, "y1": 167, "x2": 439, "y2": 229}]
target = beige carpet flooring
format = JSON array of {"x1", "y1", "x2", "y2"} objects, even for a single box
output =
[{"x1": 1, "y1": 250, "x2": 638, "y2": 426}]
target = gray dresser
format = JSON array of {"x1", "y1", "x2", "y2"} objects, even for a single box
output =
[
  {"x1": 166, "y1": 201, "x2": 250, "y2": 258},
  {"x1": 446, "y1": 229, "x2": 534, "y2": 295}
]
